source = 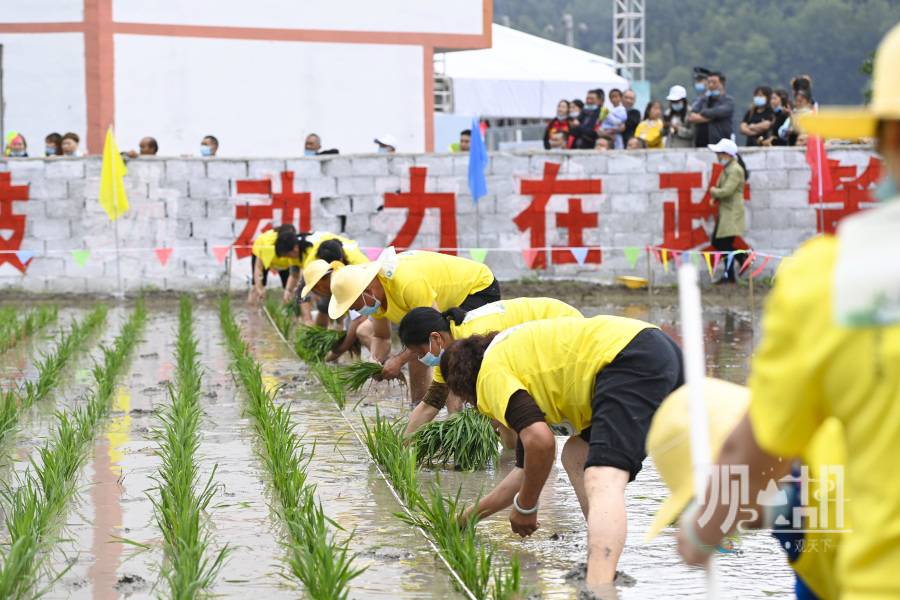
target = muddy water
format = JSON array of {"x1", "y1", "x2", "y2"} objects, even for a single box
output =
[{"x1": 1, "y1": 297, "x2": 794, "y2": 599}]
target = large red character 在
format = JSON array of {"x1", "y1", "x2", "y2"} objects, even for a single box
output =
[
  {"x1": 0, "y1": 173, "x2": 31, "y2": 273},
  {"x1": 385, "y1": 167, "x2": 458, "y2": 254},
  {"x1": 812, "y1": 157, "x2": 880, "y2": 234},
  {"x1": 233, "y1": 171, "x2": 311, "y2": 259},
  {"x1": 516, "y1": 162, "x2": 602, "y2": 268}
]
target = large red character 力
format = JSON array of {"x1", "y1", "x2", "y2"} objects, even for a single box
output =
[
  {"x1": 233, "y1": 171, "x2": 311, "y2": 259},
  {"x1": 0, "y1": 173, "x2": 31, "y2": 273},
  {"x1": 516, "y1": 162, "x2": 602, "y2": 269},
  {"x1": 385, "y1": 167, "x2": 458, "y2": 254}
]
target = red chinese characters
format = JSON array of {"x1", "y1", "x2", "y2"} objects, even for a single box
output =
[
  {"x1": 385, "y1": 167, "x2": 458, "y2": 254},
  {"x1": 812, "y1": 157, "x2": 880, "y2": 234},
  {"x1": 516, "y1": 162, "x2": 602, "y2": 268},
  {"x1": 659, "y1": 163, "x2": 750, "y2": 252},
  {"x1": 0, "y1": 173, "x2": 30, "y2": 273},
  {"x1": 233, "y1": 171, "x2": 311, "y2": 259}
]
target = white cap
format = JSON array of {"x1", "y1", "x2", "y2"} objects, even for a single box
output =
[
  {"x1": 666, "y1": 85, "x2": 687, "y2": 101},
  {"x1": 374, "y1": 134, "x2": 398, "y2": 149},
  {"x1": 707, "y1": 138, "x2": 739, "y2": 157}
]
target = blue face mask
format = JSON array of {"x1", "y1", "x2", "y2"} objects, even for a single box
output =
[
  {"x1": 707, "y1": 89, "x2": 721, "y2": 97},
  {"x1": 418, "y1": 337, "x2": 443, "y2": 367},
  {"x1": 774, "y1": 105, "x2": 782, "y2": 113},
  {"x1": 377, "y1": 146, "x2": 390, "y2": 154},
  {"x1": 671, "y1": 101, "x2": 685, "y2": 111},
  {"x1": 358, "y1": 292, "x2": 381, "y2": 316},
  {"x1": 874, "y1": 175, "x2": 898, "y2": 202},
  {"x1": 694, "y1": 82, "x2": 706, "y2": 93},
  {"x1": 45, "y1": 146, "x2": 56, "y2": 156},
  {"x1": 200, "y1": 145, "x2": 213, "y2": 157},
  {"x1": 304, "y1": 149, "x2": 317, "y2": 157},
  {"x1": 753, "y1": 96, "x2": 766, "y2": 108},
  {"x1": 9, "y1": 149, "x2": 25, "y2": 157},
  {"x1": 584, "y1": 103, "x2": 598, "y2": 111}
]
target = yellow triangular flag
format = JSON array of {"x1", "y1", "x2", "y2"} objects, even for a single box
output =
[
  {"x1": 661, "y1": 248, "x2": 669, "y2": 273},
  {"x1": 703, "y1": 252, "x2": 714, "y2": 279},
  {"x1": 99, "y1": 126, "x2": 129, "y2": 221}
]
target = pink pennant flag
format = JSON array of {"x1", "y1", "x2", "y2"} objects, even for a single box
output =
[
  {"x1": 750, "y1": 256, "x2": 771, "y2": 279},
  {"x1": 522, "y1": 248, "x2": 541, "y2": 269},
  {"x1": 712, "y1": 252, "x2": 722, "y2": 273},
  {"x1": 738, "y1": 250, "x2": 758, "y2": 275},
  {"x1": 155, "y1": 247, "x2": 174, "y2": 267},
  {"x1": 364, "y1": 247, "x2": 382, "y2": 262},
  {"x1": 212, "y1": 245, "x2": 230, "y2": 264},
  {"x1": 671, "y1": 250, "x2": 682, "y2": 268}
]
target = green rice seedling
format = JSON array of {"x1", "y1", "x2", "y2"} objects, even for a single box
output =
[
  {"x1": 294, "y1": 325, "x2": 345, "y2": 363},
  {"x1": 0, "y1": 305, "x2": 108, "y2": 446},
  {"x1": 219, "y1": 296, "x2": 364, "y2": 599},
  {"x1": 264, "y1": 294, "x2": 295, "y2": 340},
  {"x1": 0, "y1": 305, "x2": 58, "y2": 354},
  {"x1": 151, "y1": 297, "x2": 228, "y2": 599},
  {"x1": 337, "y1": 361, "x2": 384, "y2": 393},
  {"x1": 0, "y1": 301, "x2": 145, "y2": 598},
  {"x1": 309, "y1": 362, "x2": 347, "y2": 409},
  {"x1": 414, "y1": 408, "x2": 500, "y2": 471},
  {"x1": 361, "y1": 410, "x2": 422, "y2": 507}
]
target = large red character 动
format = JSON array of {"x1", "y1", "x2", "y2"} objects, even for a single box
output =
[
  {"x1": 659, "y1": 163, "x2": 751, "y2": 252},
  {"x1": 516, "y1": 162, "x2": 602, "y2": 269},
  {"x1": 0, "y1": 173, "x2": 31, "y2": 273},
  {"x1": 812, "y1": 157, "x2": 880, "y2": 234},
  {"x1": 385, "y1": 167, "x2": 458, "y2": 254},
  {"x1": 233, "y1": 171, "x2": 311, "y2": 259}
]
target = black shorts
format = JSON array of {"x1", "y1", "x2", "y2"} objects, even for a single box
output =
[
  {"x1": 251, "y1": 255, "x2": 292, "y2": 288},
  {"x1": 459, "y1": 279, "x2": 501, "y2": 311},
  {"x1": 579, "y1": 327, "x2": 684, "y2": 481}
]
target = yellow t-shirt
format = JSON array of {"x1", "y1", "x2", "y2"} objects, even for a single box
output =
[
  {"x1": 251, "y1": 229, "x2": 302, "y2": 270},
  {"x1": 303, "y1": 232, "x2": 368, "y2": 268},
  {"x1": 476, "y1": 316, "x2": 653, "y2": 435},
  {"x1": 749, "y1": 235, "x2": 900, "y2": 599},
  {"x1": 433, "y1": 297, "x2": 583, "y2": 384},
  {"x1": 635, "y1": 119, "x2": 664, "y2": 148},
  {"x1": 375, "y1": 251, "x2": 495, "y2": 325}
]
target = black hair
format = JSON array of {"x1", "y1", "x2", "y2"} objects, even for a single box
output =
[
  {"x1": 791, "y1": 75, "x2": 812, "y2": 94},
  {"x1": 460, "y1": 129, "x2": 472, "y2": 137},
  {"x1": 752, "y1": 86, "x2": 773, "y2": 110},
  {"x1": 794, "y1": 89, "x2": 813, "y2": 104},
  {"x1": 145, "y1": 137, "x2": 159, "y2": 154},
  {"x1": 708, "y1": 71, "x2": 726, "y2": 84},
  {"x1": 773, "y1": 88, "x2": 790, "y2": 109},
  {"x1": 643, "y1": 100, "x2": 662, "y2": 120},
  {"x1": 398, "y1": 306, "x2": 468, "y2": 346},
  {"x1": 589, "y1": 88, "x2": 605, "y2": 102},
  {"x1": 62, "y1": 131, "x2": 79, "y2": 143},
  {"x1": 316, "y1": 238, "x2": 347, "y2": 263},
  {"x1": 440, "y1": 333, "x2": 499, "y2": 403},
  {"x1": 735, "y1": 154, "x2": 750, "y2": 180},
  {"x1": 203, "y1": 135, "x2": 219, "y2": 147},
  {"x1": 572, "y1": 99, "x2": 585, "y2": 110},
  {"x1": 609, "y1": 88, "x2": 622, "y2": 97},
  {"x1": 274, "y1": 224, "x2": 312, "y2": 257},
  {"x1": 45, "y1": 132, "x2": 63, "y2": 155}
]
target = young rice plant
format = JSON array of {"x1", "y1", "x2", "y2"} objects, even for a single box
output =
[
  {"x1": 0, "y1": 305, "x2": 58, "y2": 354},
  {"x1": 294, "y1": 325, "x2": 345, "y2": 363},
  {"x1": 413, "y1": 408, "x2": 500, "y2": 471}
]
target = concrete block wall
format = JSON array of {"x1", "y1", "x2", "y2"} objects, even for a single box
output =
[{"x1": 0, "y1": 146, "x2": 879, "y2": 293}]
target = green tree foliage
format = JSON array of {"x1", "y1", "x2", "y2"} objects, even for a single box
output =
[{"x1": 495, "y1": 0, "x2": 899, "y2": 115}]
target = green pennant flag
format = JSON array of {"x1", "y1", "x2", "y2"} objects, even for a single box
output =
[
  {"x1": 690, "y1": 251, "x2": 702, "y2": 267},
  {"x1": 469, "y1": 248, "x2": 488, "y2": 263},
  {"x1": 71, "y1": 249, "x2": 91, "y2": 267},
  {"x1": 623, "y1": 246, "x2": 641, "y2": 269}
]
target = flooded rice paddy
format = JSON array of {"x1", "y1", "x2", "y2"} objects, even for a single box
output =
[{"x1": 0, "y1": 292, "x2": 794, "y2": 599}]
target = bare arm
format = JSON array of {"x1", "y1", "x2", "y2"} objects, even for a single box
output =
[
  {"x1": 370, "y1": 317, "x2": 392, "y2": 363},
  {"x1": 463, "y1": 467, "x2": 524, "y2": 522},
  {"x1": 404, "y1": 402, "x2": 440, "y2": 438},
  {"x1": 250, "y1": 259, "x2": 266, "y2": 303}
]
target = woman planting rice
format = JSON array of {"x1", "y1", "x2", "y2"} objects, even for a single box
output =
[
  {"x1": 248, "y1": 224, "x2": 305, "y2": 306},
  {"x1": 397, "y1": 297, "x2": 582, "y2": 438},
  {"x1": 327, "y1": 247, "x2": 500, "y2": 404},
  {"x1": 300, "y1": 237, "x2": 368, "y2": 329},
  {"x1": 441, "y1": 315, "x2": 682, "y2": 589}
]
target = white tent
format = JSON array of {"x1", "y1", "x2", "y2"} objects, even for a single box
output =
[{"x1": 440, "y1": 24, "x2": 629, "y2": 119}]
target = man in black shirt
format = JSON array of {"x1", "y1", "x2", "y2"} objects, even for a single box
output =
[
  {"x1": 622, "y1": 89, "x2": 642, "y2": 145},
  {"x1": 689, "y1": 71, "x2": 734, "y2": 146}
]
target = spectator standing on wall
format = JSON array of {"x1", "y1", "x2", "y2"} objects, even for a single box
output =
[
  {"x1": 786, "y1": 90, "x2": 814, "y2": 146},
  {"x1": 634, "y1": 101, "x2": 666, "y2": 149},
  {"x1": 458, "y1": 129, "x2": 472, "y2": 152},
  {"x1": 626, "y1": 136, "x2": 646, "y2": 150},
  {"x1": 740, "y1": 86, "x2": 775, "y2": 147},
  {"x1": 760, "y1": 89, "x2": 791, "y2": 146},
  {"x1": 664, "y1": 85, "x2": 695, "y2": 148},
  {"x1": 599, "y1": 89, "x2": 628, "y2": 149},
  {"x1": 548, "y1": 130, "x2": 567, "y2": 150},
  {"x1": 45, "y1": 132, "x2": 63, "y2": 156},
  {"x1": 125, "y1": 137, "x2": 158, "y2": 159},
  {"x1": 690, "y1": 67, "x2": 711, "y2": 113},
  {"x1": 572, "y1": 89, "x2": 606, "y2": 149},
  {"x1": 543, "y1": 100, "x2": 573, "y2": 150},
  {"x1": 594, "y1": 137, "x2": 611, "y2": 151},
  {"x1": 707, "y1": 138, "x2": 747, "y2": 283},
  {"x1": 61, "y1": 132, "x2": 80, "y2": 156},
  {"x1": 374, "y1": 134, "x2": 397, "y2": 153},
  {"x1": 689, "y1": 71, "x2": 735, "y2": 146},
  {"x1": 201, "y1": 135, "x2": 218, "y2": 157},
  {"x1": 621, "y1": 89, "x2": 642, "y2": 146},
  {"x1": 305, "y1": 133, "x2": 338, "y2": 156},
  {"x1": 3, "y1": 132, "x2": 27, "y2": 157}
]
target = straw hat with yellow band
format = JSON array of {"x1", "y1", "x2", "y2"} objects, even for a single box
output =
[
  {"x1": 644, "y1": 377, "x2": 749, "y2": 542},
  {"x1": 327, "y1": 252, "x2": 386, "y2": 319},
  {"x1": 799, "y1": 22, "x2": 900, "y2": 139},
  {"x1": 300, "y1": 259, "x2": 341, "y2": 298}
]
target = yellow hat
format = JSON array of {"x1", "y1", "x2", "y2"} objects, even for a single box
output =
[
  {"x1": 300, "y1": 259, "x2": 339, "y2": 298},
  {"x1": 800, "y1": 23, "x2": 900, "y2": 138},
  {"x1": 327, "y1": 254, "x2": 385, "y2": 319},
  {"x1": 644, "y1": 377, "x2": 750, "y2": 542}
]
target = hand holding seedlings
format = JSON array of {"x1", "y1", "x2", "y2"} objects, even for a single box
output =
[{"x1": 509, "y1": 507, "x2": 540, "y2": 538}]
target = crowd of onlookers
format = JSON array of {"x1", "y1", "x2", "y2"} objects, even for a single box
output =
[{"x1": 543, "y1": 68, "x2": 818, "y2": 151}]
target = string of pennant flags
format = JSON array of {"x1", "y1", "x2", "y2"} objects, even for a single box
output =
[{"x1": 0, "y1": 244, "x2": 785, "y2": 281}]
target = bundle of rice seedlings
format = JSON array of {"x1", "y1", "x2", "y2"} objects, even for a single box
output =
[
  {"x1": 336, "y1": 361, "x2": 384, "y2": 392},
  {"x1": 294, "y1": 325, "x2": 345, "y2": 363},
  {"x1": 414, "y1": 408, "x2": 500, "y2": 471},
  {"x1": 310, "y1": 362, "x2": 347, "y2": 409}
]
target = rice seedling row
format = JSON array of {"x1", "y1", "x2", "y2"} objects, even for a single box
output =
[
  {"x1": 219, "y1": 297, "x2": 363, "y2": 599},
  {"x1": 0, "y1": 304, "x2": 108, "y2": 447},
  {"x1": 0, "y1": 300, "x2": 146, "y2": 599},
  {"x1": 259, "y1": 303, "x2": 519, "y2": 599},
  {"x1": 264, "y1": 294, "x2": 296, "y2": 341},
  {"x1": 0, "y1": 305, "x2": 59, "y2": 355},
  {"x1": 150, "y1": 297, "x2": 228, "y2": 599}
]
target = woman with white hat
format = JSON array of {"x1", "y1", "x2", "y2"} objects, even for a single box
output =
[
  {"x1": 664, "y1": 85, "x2": 696, "y2": 148},
  {"x1": 707, "y1": 137, "x2": 747, "y2": 283},
  {"x1": 328, "y1": 248, "x2": 499, "y2": 404}
]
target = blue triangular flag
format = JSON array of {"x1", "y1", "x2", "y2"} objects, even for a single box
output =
[
  {"x1": 725, "y1": 251, "x2": 736, "y2": 272},
  {"x1": 467, "y1": 118, "x2": 488, "y2": 203},
  {"x1": 571, "y1": 247, "x2": 588, "y2": 265},
  {"x1": 16, "y1": 250, "x2": 35, "y2": 265}
]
